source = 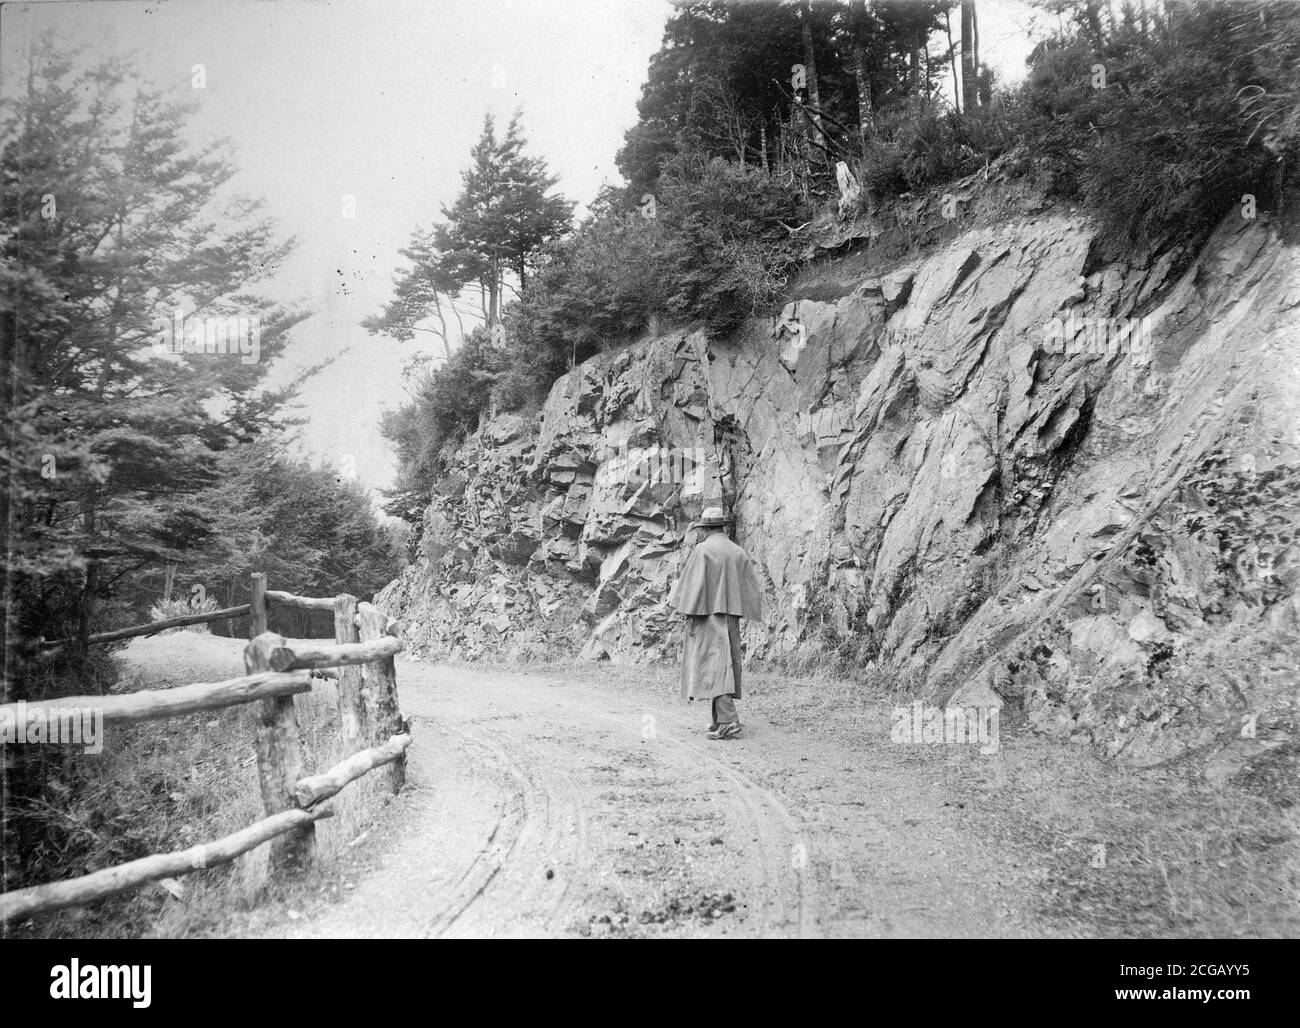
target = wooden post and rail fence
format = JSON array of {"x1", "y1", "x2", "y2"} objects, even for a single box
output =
[{"x1": 0, "y1": 572, "x2": 411, "y2": 926}]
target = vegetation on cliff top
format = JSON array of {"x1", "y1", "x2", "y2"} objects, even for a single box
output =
[{"x1": 376, "y1": 0, "x2": 1298, "y2": 522}]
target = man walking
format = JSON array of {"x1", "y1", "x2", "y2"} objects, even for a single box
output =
[{"x1": 669, "y1": 506, "x2": 763, "y2": 740}]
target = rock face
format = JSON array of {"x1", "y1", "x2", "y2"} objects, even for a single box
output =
[{"x1": 377, "y1": 208, "x2": 1300, "y2": 770}]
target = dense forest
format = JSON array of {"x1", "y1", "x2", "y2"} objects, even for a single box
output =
[{"x1": 372, "y1": 0, "x2": 1298, "y2": 531}]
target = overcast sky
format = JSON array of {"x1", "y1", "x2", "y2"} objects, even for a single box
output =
[{"x1": 2, "y1": 0, "x2": 1042, "y2": 501}]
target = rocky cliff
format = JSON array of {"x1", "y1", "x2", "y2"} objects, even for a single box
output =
[{"x1": 377, "y1": 196, "x2": 1299, "y2": 775}]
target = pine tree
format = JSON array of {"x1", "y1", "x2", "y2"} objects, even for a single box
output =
[
  {"x1": 1, "y1": 36, "x2": 311, "y2": 687},
  {"x1": 379, "y1": 113, "x2": 572, "y2": 337}
]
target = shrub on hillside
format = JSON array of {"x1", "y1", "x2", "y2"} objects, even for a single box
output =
[
  {"x1": 655, "y1": 152, "x2": 809, "y2": 333},
  {"x1": 512, "y1": 207, "x2": 679, "y2": 378},
  {"x1": 503, "y1": 155, "x2": 808, "y2": 395},
  {"x1": 855, "y1": 94, "x2": 1019, "y2": 206},
  {"x1": 1018, "y1": 4, "x2": 1299, "y2": 243},
  {"x1": 380, "y1": 331, "x2": 495, "y2": 495}
]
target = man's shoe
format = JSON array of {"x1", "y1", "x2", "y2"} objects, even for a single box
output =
[
  {"x1": 708, "y1": 722, "x2": 742, "y2": 741},
  {"x1": 705, "y1": 722, "x2": 719, "y2": 735}
]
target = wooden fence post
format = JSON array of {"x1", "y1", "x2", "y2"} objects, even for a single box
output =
[
  {"x1": 332, "y1": 593, "x2": 367, "y2": 745},
  {"x1": 250, "y1": 571, "x2": 267, "y2": 637},
  {"x1": 246, "y1": 625, "x2": 314, "y2": 872},
  {"x1": 356, "y1": 603, "x2": 406, "y2": 794}
]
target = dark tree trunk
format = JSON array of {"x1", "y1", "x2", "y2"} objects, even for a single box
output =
[
  {"x1": 947, "y1": 10, "x2": 961, "y2": 115},
  {"x1": 489, "y1": 263, "x2": 500, "y2": 328},
  {"x1": 800, "y1": 0, "x2": 825, "y2": 155},
  {"x1": 961, "y1": 0, "x2": 978, "y2": 113},
  {"x1": 851, "y1": 0, "x2": 873, "y2": 141},
  {"x1": 796, "y1": 106, "x2": 811, "y2": 199},
  {"x1": 1084, "y1": 0, "x2": 1105, "y2": 46},
  {"x1": 75, "y1": 559, "x2": 96, "y2": 668}
]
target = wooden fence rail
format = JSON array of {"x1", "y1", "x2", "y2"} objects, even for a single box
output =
[
  {"x1": 265, "y1": 590, "x2": 335, "y2": 612},
  {"x1": 0, "y1": 671, "x2": 313, "y2": 727},
  {"x1": 1, "y1": 571, "x2": 410, "y2": 926},
  {"x1": 266, "y1": 636, "x2": 402, "y2": 673},
  {"x1": 0, "y1": 807, "x2": 338, "y2": 925},
  {"x1": 40, "y1": 604, "x2": 252, "y2": 648}
]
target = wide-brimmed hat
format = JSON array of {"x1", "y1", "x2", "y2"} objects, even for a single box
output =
[{"x1": 693, "y1": 505, "x2": 732, "y2": 528}]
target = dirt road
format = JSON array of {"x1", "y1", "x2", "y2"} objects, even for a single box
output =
[{"x1": 256, "y1": 659, "x2": 1059, "y2": 939}]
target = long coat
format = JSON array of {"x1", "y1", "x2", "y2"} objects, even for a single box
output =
[
  {"x1": 678, "y1": 612, "x2": 744, "y2": 701},
  {"x1": 669, "y1": 531, "x2": 763, "y2": 702}
]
